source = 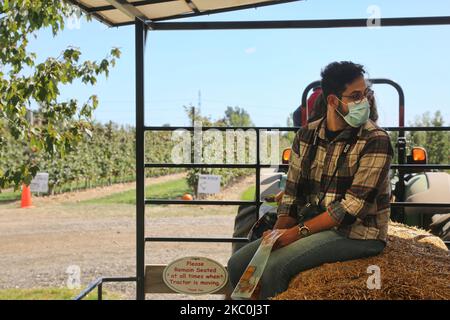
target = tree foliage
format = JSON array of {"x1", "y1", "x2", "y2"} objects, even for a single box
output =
[
  {"x1": 0, "y1": 119, "x2": 181, "y2": 194},
  {"x1": 218, "y1": 106, "x2": 254, "y2": 127},
  {"x1": 0, "y1": 0, "x2": 121, "y2": 189},
  {"x1": 407, "y1": 111, "x2": 449, "y2": 164},
  {"x1": 184, "y1": 106, "x2": 281, "y2": 196}
]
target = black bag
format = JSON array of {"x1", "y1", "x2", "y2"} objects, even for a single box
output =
[
  {"x1": 297, "y1": 203, "x2": 325, "y2": 221},
  {"x1": 248, "y1": 210, "x2": 279, "y2": 242},
  {"x1": 248, "y1": 203, "x2": 324, "y2": 242}
]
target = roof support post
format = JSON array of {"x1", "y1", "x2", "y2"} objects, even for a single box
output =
[{"x1": 135, "y1": 17, "x2": 147, "y2": 301}]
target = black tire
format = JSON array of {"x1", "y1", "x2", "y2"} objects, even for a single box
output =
[
  {"x1": 232, "y1": 205, "x2": 258, "y2": 254},
  {"x1": 429, "y1": 213, "x2": 450, "y2": 242}
]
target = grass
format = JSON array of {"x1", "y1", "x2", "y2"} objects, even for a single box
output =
[
  {"x1": 83, "y1": 178, "x2": 193, "y2": 205},
  {"x1": 49, "y1": 176, "x2": 137, "y2": 195},
  {"x1": 241, "y1": 185, "x2": 278, "y2": 207},
  {"x1": 241, "y1": 185, "x2": 256, "y2": 201},
  {"x1": 0, "y1": 190, "x2": 21, "y2": 203},
  {"x1": 0, "y1": 287, "x2": 122, "y2": 300}
]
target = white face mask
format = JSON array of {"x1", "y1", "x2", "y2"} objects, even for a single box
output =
[{"x1": 336, "y1": 98, "x2": 371, "y2": 128}]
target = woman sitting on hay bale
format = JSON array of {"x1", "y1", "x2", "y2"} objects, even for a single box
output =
[{"x1": 228, "y1": 61, "x2": 394, "y2": 299}]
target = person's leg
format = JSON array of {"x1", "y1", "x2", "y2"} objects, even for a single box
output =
[
  {"x1": 227, "y1": 238, "x2": 262, "y2": 289},
  {"x1": 259, "y1": 230, "x2": 385, "y2": 299}
]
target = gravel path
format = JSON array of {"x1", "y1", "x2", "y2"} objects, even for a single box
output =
[{"x1": 0, "y1": 174, "x2": 255, "y2": 300}]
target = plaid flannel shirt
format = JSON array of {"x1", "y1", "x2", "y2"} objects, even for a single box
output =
[{"x1": 278, "y1": 117, "x2": 393, "y2": 242}]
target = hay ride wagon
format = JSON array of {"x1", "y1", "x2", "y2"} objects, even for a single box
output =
[{"x1": 68, "y1": 0, "x2": 450, "y2": 300}]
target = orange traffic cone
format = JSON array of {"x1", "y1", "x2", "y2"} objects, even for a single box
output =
[{"x1": 21, "y1": 184, "x2": 33, "y2": 208}]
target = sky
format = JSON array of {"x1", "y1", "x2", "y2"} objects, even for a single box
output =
[{"x1": 27, "y1": 0, "x2": 450, "y2": 128}]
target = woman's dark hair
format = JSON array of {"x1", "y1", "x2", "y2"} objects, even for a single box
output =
[{"x1": 320, "y1": 61, "x2": 366, "y2": 100}]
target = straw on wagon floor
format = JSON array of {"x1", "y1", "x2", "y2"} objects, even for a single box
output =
[{"x1": 274, "y1": 222, "x2": 450, "y2": 300}]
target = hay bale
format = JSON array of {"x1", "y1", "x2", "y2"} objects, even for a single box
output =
[{"x1": 273, "y1": 222, "x2": 450, "y2": 300}]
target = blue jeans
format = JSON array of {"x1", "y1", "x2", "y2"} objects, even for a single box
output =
[{"x1": 227, "y1": 230, "x2": 385, "y2": 299}]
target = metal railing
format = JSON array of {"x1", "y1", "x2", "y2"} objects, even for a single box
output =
[
  {"x1": 74, "y1": 277, "x2": 136, "y2": 300},
  {"x1": 144, "y1": 125, "x2": 298, "y2": 243}
]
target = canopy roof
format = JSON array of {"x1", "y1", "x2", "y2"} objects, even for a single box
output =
[{"x1": 68, "y1": 0, "x2": 302, "y2": 27}]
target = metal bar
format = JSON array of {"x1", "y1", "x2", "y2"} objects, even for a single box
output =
[
  {"x1": 135, "y1": 18, "x2": 146, "y2": 301},
  {"x1": 98, "y1": 283, "x2": 103, "y2": 301},
  {"x1": 73, "y1": 278, "x2": 102, "y2": 300},
  {"x1": 144, "y1": 126, "x2": 299, "y2": 131},
  {"x1": 383, "y1": 126, "x2": 450, "y2": 132},
  {"x1": 391, "y1": 164, "x2": 450, "y2": 170},
  {"x1": 370, "y1": 79, "x2": 405, "y2": 133},
  {"x1": 146, "y1": 163, "x2": 450, "y2": 170},
  {"x1": 145, "y1": 125, "x2": 450, "y2": 133},
  {"x1": 397, "y1": 136, "x2": 407, "y2": 206},
  {"x1": 369, "y1": 79, "x2": 406, "y2": 212},
  {"x1": 385, "y1": 79, "x2": 406, "y2": 208},
  {"x1": 145, "y1": 199, "x2": 259, "y2": 205},
  {"x1": 144, "y1": 163, "x2": 289, "y2": 169},
  {"x1": 145, "y1": 199, "x2": 449, "y2": 208},
  {"x1": 114, "y1": 20, "x2": 152, "y2": 28},
  {"x1": 255, "y1": 130, "x2": 261, "y2": 222},
  {"x1": 74, "y1": 277, "x2": 137, "y2": 300},
  {"x1": 184, "y1": 0, "x2": 200, "y2": 14},
  {"x1": 391, "y1": 202, "x2": 450, "y2": 208},
  {"x1": 146, "y1": 237, "x2": 250, "y2": 243},
  {"x1": 144, "y1": 161, "x2": 449, "y2": 171},
  {"x1": 148, "y1": 16, "x2": 450, "y2": 30},
  {"x1": 102, "y1": 277, "x2": 138, "y2": 283}
]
